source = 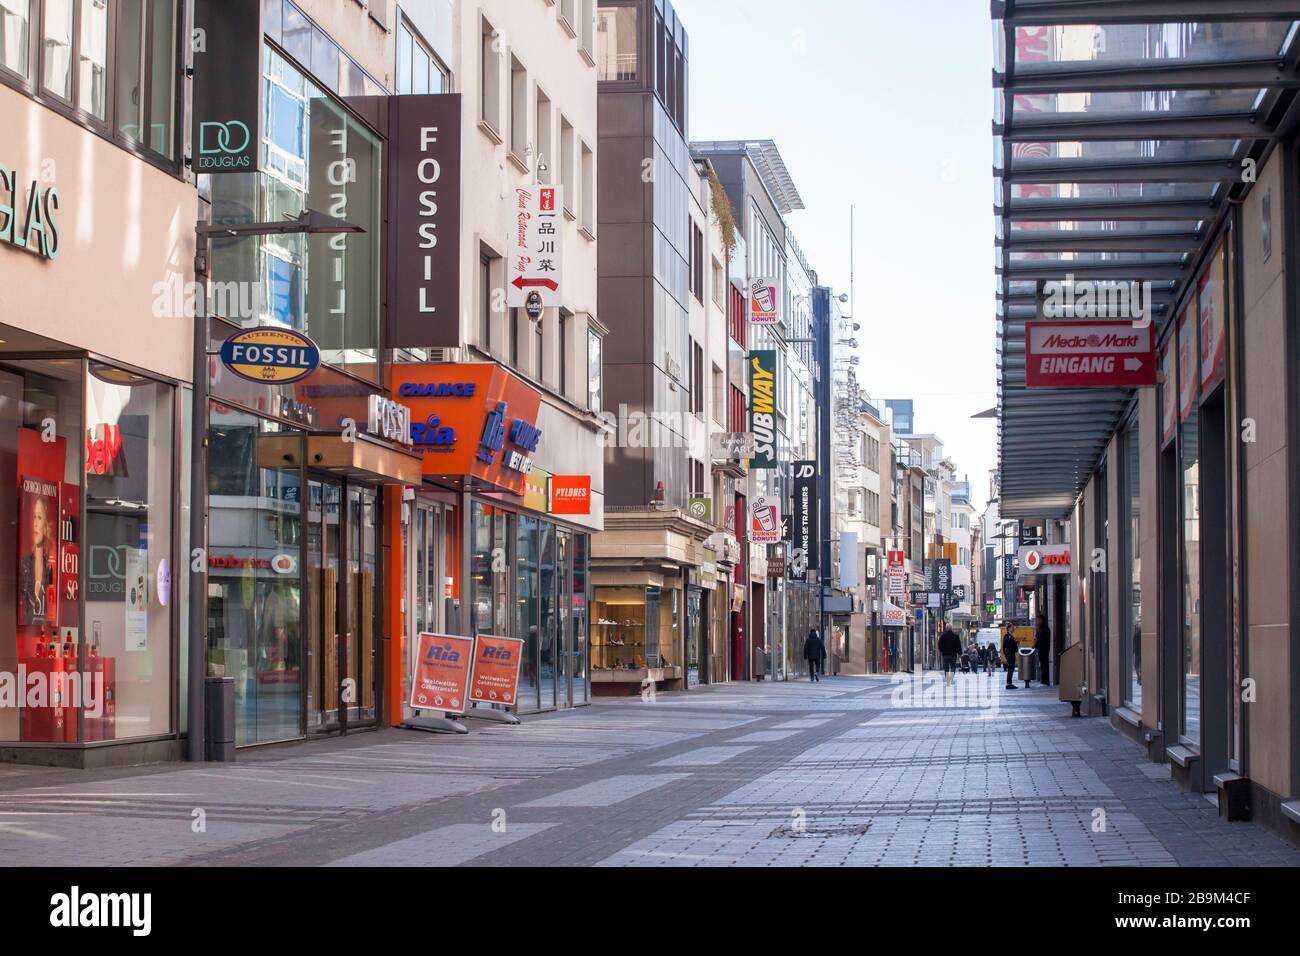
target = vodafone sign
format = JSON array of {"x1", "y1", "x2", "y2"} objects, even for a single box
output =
[
  {"x1": 1025, "y1": 321, "x2": 1155, "y2": 388},
  {"x1": 1017, "y1": 544, "x2": 1071, "y2": 576}
]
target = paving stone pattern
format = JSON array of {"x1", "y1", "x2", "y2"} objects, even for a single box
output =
[{"x1": 0, "y1": 675, "x2": 1297, "y2": 867}]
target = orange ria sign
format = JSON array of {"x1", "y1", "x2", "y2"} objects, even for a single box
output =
[
  {"x1": 388, "y1": 363, "x2": 543, "y2": 495},
  {"x1": 468, "y1": 634, "x2": 525, "y2": 706},
  {"x1": 550, "y1": 474, "x2": 591, "y2": 514}
]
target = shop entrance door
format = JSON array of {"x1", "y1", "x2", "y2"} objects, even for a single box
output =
[{"x1": 306, "y1": 476, "x2": 380, "y2": 734}]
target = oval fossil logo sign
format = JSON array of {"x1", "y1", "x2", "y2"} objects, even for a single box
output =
[{"x1": 220, "y1": 327, "x2": 320, "y2": 385}]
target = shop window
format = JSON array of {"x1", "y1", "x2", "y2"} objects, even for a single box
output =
[
  {"x1": 0, "y1": 359, "x2": 82, "y2": 745},
  {"x1": 1122, "y1": 423, "x2": 1142, "y2": 709},
  {"x1": 516, "y1": 513, "x2": 539, "y2": 711},
  {"x1": 1177, "y1": 310, "x2": 1201, "y2": 744},
  {"x1": 207, "y1": 47, "x2": 383, "y2": 381},
  {"x1": 207, "y1": 408, "x2": 303, "y2": 746},
  {"x1": 573, "y1": 533, "x2": 589, "y2": 704},
  {"x1": 592, "y1": 586, "x2": 647, "y2": 672}
]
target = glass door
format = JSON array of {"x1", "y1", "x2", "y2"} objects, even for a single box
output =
[
  {"x1": 556, "y1": 528, "x2": 572, "y2": 708},
  {"x1": 347, "y1": 485, "x2": 379, "y2": 725},
  {"x1": 538, "y1": 521, "x2": 556, "y2": 709},
  {"x1": 406, "y1": 500, "x2": 444, "y2": 716},
  {"x1": 306, "y1": 478, "x2": 341, "y2": 732}
]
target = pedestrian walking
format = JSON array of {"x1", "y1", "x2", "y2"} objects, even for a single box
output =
[
  {"x1": 1002, "y1": 625, "x2": 1018, "y2": 689},
  {"x1": 803, "y1": 628, "x2": 825, "y2": 682},
  {"x1": 1035, "y1": 613, "x2": 1052, "y2": 687},
  {"x1": 938, "y1": 626, "x2": 962, "y2": 686}
]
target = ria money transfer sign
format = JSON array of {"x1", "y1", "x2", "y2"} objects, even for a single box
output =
[
  {"x1": 1025, "y1": 321, "x2": 1155, "y2": 388},
  {"x1": 409, "y1": 632, "x2": 473, "y2": 714},
  {"x1": 468, "y1": 634, "x2": 525, "y2": 706},
  {"x1": 747, "y1": 350, "x2": 778, "y2": 468}
]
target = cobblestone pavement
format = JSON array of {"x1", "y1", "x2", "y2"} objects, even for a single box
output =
[{"x1": 1, "y1": 674, "x2": 1298, "y2": 867}]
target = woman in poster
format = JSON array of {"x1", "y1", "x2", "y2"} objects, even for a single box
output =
[{"x1": 18, "y1": 481, "x2": 58, "y2": 627}]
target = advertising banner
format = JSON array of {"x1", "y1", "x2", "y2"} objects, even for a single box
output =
[
  {"x1": 1177, "y1": 307, "x2": 1197, "y2": 423},
  {"x1": 710, "y1": 432, "x2": 756, "y2": 460},
  {"x1": 887, "y1": 548, "x2": 905, "y2": 598},
  {"x1": 1024, "y1": 321, "x2": 1155, "y2": 388},
  {"x1": 386, "y1": 94, "x2": 463, "y2": 348},
  {"x1": 1017, "y1": 544, "x2": 1071, "y2": 577},
  {"x1": 17, "y1": 475, "x2": 59, "y2": 628},
  {"x1": 468, "y1": 634, "x2": 525, "y2": 706},
  {"x1": 58, "y1": 482, "x2": 79, "y2": 626},
  {"x1": 193, "y1": 0, "x2": 262, "y2": 173},
  {"x1": 409, "y1": 632, "x2": 473, "y2": 714},
  {"x1": 508, "y1": 185, "x2": 564, "y2": 310},
  {"x1": 1198, "y1": 242, "x2": 1227, "y2": 394},
  {"x1": 791, "y1": 460, "x2": 817, "y2": 581},
  {"x1": 1160, "y1": 334, "x2": 1177, "y2": 447},
  {"x1": 749, "y1": 494, "x2": 782, "y2": 544},
  {"x1": 124, "y1": 547, "x2": 148, "y2": 651},
  {"x1": 748, "y1": 350, "x2": 778, "y2": 469},
  {"x1": 549, "y1": 474, "x2": 591, "y2": 514},
  {"x1": 749, "y1": 277, "x2": 779, "y2": 325},
  {"x1": 687, "y1": 495, "x2": 712, "y2": 523}
]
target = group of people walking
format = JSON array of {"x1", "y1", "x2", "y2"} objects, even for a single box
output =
[{"x1": 937, "y1": 615, "x2": 1053, "y2": 689}]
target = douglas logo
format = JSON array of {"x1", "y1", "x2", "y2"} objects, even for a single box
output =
[{"x1": 50, "y1": 886, "x2": 151, "y2": 936}]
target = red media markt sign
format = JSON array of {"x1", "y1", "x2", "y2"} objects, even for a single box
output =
[{"x1": 1025, "y1": 321, "x2": 1155, "y2": 388}]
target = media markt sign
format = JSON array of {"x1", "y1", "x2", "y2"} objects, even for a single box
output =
[{"x1": 193, "y1": 0, "x2": 262, "y2": 173}]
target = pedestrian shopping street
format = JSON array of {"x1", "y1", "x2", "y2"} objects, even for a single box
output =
[{"x1": 1, "y1": 675, "x2": 1295, "y2": 868}]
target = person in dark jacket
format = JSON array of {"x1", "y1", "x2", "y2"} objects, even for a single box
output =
[
  {"x1": 938, "y1": 627, "x2": 962, "y2": 686},
  {"x1": 1034, "y1": 613, "x2": 1052, "y2": 687},
  {"x1": 1002, "y1": 626, "x2": 1019, "y2": 689},
  {"x1": 803, "y1": 629, "x2": 826, "y2": 682}
]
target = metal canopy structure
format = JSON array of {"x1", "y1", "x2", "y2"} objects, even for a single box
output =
[{"x1": 991, "y1": 2, "x2": 1300, "y2": 519}]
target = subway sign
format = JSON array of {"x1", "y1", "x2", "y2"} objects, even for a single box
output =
[
  {"x1": 220, "y1": 327, "x2": 320, "y2": 384},
  {"x1": 748, "y1": 349, "x2": 778, "y2": 469}
]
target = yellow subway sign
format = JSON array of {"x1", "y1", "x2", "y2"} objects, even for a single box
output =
[{"x1": 748, "y1": 349, "x2": 777, "y2": 469}]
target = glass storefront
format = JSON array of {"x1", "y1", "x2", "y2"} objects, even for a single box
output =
[
  {"x1": 592, "y1": 584, "x2": 680, "y2": 678},
  {"x1": 1178, "y1": 323, "x2": 1202, "y2": 746},
  {"x1": 0, "y1": 357, "x2": 176, "y2": 747},
  {"x1": 1122, "y1": 423, "x2": 1142, "y2": 708},
  {"x1": 471, "y1": 501, "x2": 589, "y2": 712},
  {"x1": 207, "y1": 407, "x2": 304, "y2": 746}
]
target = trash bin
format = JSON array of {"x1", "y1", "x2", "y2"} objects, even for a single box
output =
[
  {"x1": 1016, "y1": 647, "x2": 1035, "y2": 681},
  {"x1": 205, "y1": 676, "x2": 236, "y2": 762}
]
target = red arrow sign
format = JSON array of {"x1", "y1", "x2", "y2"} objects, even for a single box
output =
[
  {"x1": 1025, "y1": 320, "x2": 1155, "y2": 388},
  {"x1": 511, "y1": 276, "x2": 559, "y2": 291}
]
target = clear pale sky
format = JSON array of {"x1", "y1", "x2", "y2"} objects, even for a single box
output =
[{"x1": 674, "y1": 0, "x2": 998, "y2": 510}]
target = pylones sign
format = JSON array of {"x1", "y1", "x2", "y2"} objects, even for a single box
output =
[{"x1": 747, "y1": 350, "x2": 778, "y2": 468}]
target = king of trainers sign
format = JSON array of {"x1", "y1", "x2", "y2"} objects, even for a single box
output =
[{"x1": 1024, "y1": 320, "x2": 1155, "y2": 388}]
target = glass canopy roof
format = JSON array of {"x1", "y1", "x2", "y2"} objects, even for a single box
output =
[{"x1": 992, "y1": 3, "x2": 1300, "y2": 519}]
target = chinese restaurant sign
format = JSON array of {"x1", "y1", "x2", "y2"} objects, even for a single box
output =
[
  {"x1": 468, "y1": 635, "x2": 525, "y2": 706},
  {"x1": 193, "y1": 0, "x2": 262, "y2": 172},
  {"x1": 409, "y1": 632, "x2": 473, "y2": 714},
  {"x1": 389, "y1": 363, "x2": 543, "y2": 495},
  {"x1": 386, "y1": 94, "x2": 462, "y2": 348},
  {"x1": 508, "y1": 185, "x2": 563, "y2": 311},
  {"x1": 747, "y1": 350, "x2": 778, "y2": 468}
]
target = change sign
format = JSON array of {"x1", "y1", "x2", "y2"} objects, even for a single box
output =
[{"x1": 1025, "y1": 321, "x2": 1155, "y2": 388}]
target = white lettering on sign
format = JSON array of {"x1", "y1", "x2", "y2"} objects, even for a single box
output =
[
  {"x1": 417, "y1": 126, "x2": 442, "y2": 310},
  {"x1": 367, "y1": 395, "x2": 412, "y2": 444}
]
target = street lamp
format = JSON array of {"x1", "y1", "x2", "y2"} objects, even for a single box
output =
[{"x1": 188, "y1": 207, "x2": 364, "y2": 762}]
